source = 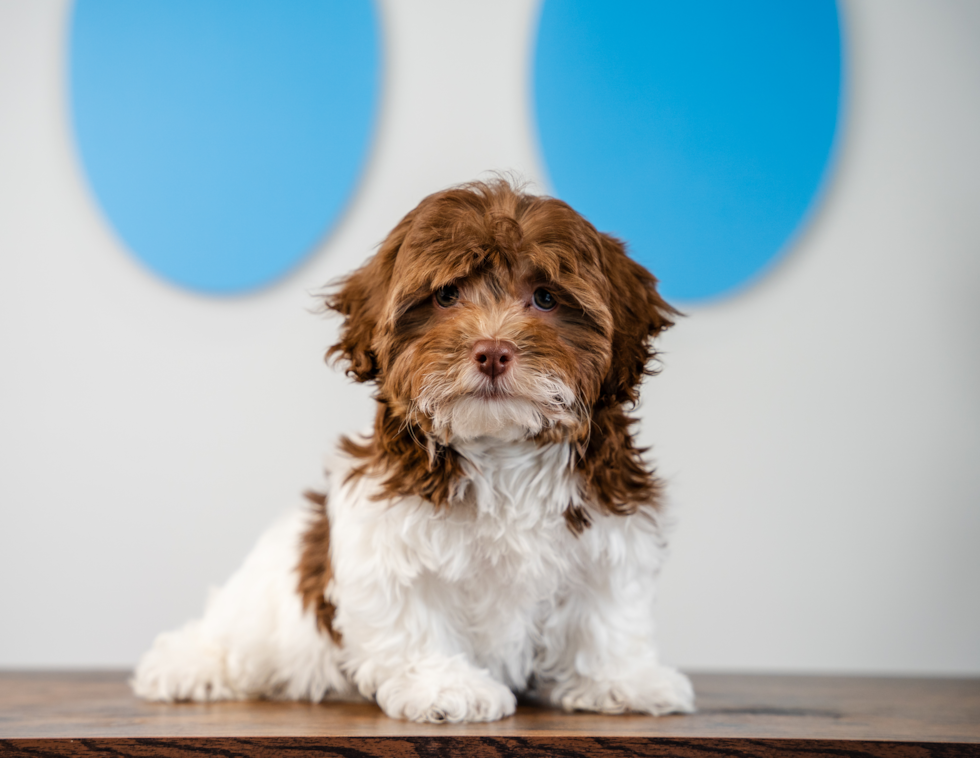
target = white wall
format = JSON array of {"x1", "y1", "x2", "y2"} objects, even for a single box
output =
[{"x1": 1, "y1": 0, "x2": 977, "y2": 674}]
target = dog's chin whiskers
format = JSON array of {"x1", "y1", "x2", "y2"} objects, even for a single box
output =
[
  {"x1": 412, "y1": 369, "x2": 583, "y2": 444},
  {"x1": 398, "y1": 410, "x2": 432, "y2": 456},
  {"x1": 425, "y1": 436, "x2": 440, "y2": 467}
]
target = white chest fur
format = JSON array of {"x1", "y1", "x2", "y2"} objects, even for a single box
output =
[{"x1": 326, "y1": 439, "x2": 583, "y2": 690}]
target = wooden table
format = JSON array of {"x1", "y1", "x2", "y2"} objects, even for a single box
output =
[{"x1": 1, "y1": 671, "x2": 978, "y2": 756}]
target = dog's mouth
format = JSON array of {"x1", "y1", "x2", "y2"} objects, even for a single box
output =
[{"x1": 472, "y1": 381, "x2": 512, "y2": 400}]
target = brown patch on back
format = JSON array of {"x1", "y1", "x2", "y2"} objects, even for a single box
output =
[{"x1": 296, "y1": 490, "x2": 341, "y2": 644}]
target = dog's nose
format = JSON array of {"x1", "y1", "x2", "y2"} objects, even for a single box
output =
[{"x1": 471, "y1": 340, "x2": 516, "y2": 380}]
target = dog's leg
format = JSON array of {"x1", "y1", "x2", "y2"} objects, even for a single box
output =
[
  {"x1": 369, "y1": 654, "x2": 517, "y2": 723},
  {"x1": 538, "y1": 513, "x2": 695, "y2": 716},
  {"x1": 329, "y1": 504, "x2": 518, "y2": 722},
  {"x1": 131, "y1": 509, "x2": 350, "y2": 703},
  {"x1": 334, "y1": 573, "x2": 519, "y2": 722}
]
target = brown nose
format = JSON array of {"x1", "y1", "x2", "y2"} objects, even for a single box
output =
[{"x1": 471, "y1": 340, "x2": 516, "y2": 380}]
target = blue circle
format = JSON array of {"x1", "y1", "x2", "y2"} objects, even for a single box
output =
[
  {"x1": 534, "y1": 0, "x2": 842, "y2": 303},
  {"x1": 70, "y1": 0, "x2": 380, "y2": 294}
]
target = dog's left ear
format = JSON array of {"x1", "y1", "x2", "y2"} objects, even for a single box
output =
[
  {"x1": 599, "y1": 233, "x2": 680, "y2": 405},
  {"x1": 569, "y1": 234, "x2": 679, "y2": 527},
  {"x1": 324, "y1": 212, "x2": 414, "y2": 382}
]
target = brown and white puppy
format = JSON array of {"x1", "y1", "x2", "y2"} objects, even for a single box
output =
[{"x1": 132, "y1": 179, "x2": 694, "y2": 723}]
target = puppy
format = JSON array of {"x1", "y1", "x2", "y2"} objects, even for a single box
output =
[{"x1": 132, "y1": 179, "x2": 694, "y2": 723}]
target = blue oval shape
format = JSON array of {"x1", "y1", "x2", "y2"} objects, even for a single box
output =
[
  {"x1": 70, "y1": 0, "x2": 380, "y2": 294},
  {"x1": 534, "y1": 0, "x2": 842, "y2": 303}
]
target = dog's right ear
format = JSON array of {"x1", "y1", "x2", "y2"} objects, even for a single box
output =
[{"x1": 324, "y1": 212, "x2": 414, "y2": 382}]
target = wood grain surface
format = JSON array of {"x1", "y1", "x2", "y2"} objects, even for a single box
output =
[{"x1": 1, "y1": 671, "x2": 978, "y2": 757}]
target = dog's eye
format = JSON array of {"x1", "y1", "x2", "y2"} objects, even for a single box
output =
[
  {"x1": 434, "y1": 285, "x2": 460, "y2": 308},
  {"x1": 532, "y1": 288, "x2": 557, "y2": 311}
]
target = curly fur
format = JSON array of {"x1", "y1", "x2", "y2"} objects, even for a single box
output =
[{"x1": 131, "y1": 179, "x2": 694, "y2": 723}]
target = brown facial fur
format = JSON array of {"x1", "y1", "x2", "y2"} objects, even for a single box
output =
[
  {"x1": 296, "y1": 490, "x2": 341, "y2": 644},
  {"x1": 325, "y1": 179, "x2": 678, "y2": 524}
]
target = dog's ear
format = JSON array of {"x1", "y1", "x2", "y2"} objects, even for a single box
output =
[
  {"x1": 599, "y1": 233, "x2": 679, "y2": 405},
  {"x1": 325, "y1": 213, "x2": 414, "y2": 382},
  {"x1": 571, "y1": 234, "x2": 679, "y2": 524}
]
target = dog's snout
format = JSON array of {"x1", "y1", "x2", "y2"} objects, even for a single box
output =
[{"x1": 471, "y1": 340, "x2": 516, "y2": 380}]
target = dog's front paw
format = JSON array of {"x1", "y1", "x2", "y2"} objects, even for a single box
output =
[
  {"x1": 131, "y1": 621, "x2": 237, "y2": 702},
  {"x1": 375, "y1": 657, "x2": 517, "y2": 723},
  {"x1": 556, "y1": 665, "x2": 695, "y2": 716}
]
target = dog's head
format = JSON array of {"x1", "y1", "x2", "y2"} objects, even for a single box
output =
[{"x1": 326, "y1": 180, "x2": 677, "y2": 525}]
